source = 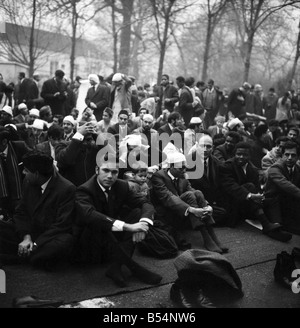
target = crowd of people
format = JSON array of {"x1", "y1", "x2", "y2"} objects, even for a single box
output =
[{"x1": 0, "y1": 69, "x2": 300, "y2": 289}]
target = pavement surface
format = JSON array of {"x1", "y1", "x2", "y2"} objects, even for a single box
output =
[{"x1": 1, "y1": 222, "x2": 300, "y2": 308}]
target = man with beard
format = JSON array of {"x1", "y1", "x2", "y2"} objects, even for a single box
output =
[
  {"x1": 62, "y1": 115, "x2": 76, "y2": 141},
  {"x1": 213, "y1": 131, "x2": 240, "y2": 162},
  {"x1": 158, "y1": 112, "x2": 185, "y2": 136},
  {"x1": 220, "y1": 142, "x2": 292, "y2": 242}
]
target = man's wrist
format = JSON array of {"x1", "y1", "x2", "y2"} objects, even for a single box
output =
[{"x1": 246, "y1": 193, "x2": 252, "y2": 200}]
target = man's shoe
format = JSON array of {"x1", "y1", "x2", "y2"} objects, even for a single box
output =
[
  {"x1": 12, "y1": 296, "x2": 64, "y2": 308},
  {"x1": 170, "y1": 283, "x2": 194, "y2": 308},
  {"x1": 262, "y1": 222, "x2": 281, "y2": 233},
  {"x1": 266, "y1": 230, "x2": 292, "y2": 242}
]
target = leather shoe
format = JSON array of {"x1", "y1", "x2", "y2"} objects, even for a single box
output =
[
  {"x1": 170, "y1": 283, "x2": 194, "y2": 308},
  {"x1": 12, "y1": 296, "x2": 64, "y2": 308},
  {"x1": 266, "y1": 230, "x2": 292, "y2": 242}
]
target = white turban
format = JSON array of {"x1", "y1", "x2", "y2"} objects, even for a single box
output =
[{"x1": 88, "y1": 74, "x2": 100, "y2": 84}]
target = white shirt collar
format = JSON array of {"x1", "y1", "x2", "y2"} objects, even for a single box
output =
[
  {"x1": 2, "y1": 146, "x2": 8, "y2": 156},
  {"x1": 168, "y1": 123, "x2": 173, "y2": 131},
  {"x1": 167, "y1": 170, "x2": 176, "y2": 181},
  {"x1": 242, "y1": 163, "x2": 248, "y2": 174},
  {"x1": 41, "y1": 177, "x2": 52, "y2": 194}
]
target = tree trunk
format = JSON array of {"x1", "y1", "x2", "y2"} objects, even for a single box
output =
[
  {"x1": 157, "y1": 12, "x2": 171, "y2": 84},
  {"x1": 29, "y1": 0, "x2": 37, "y2": 77},
  {"x1": 70, "y1": 0, "x2": 77, "y2": 81},
  {"x1": 288, "y1": 22, "x2": 300, "y2": 90},
  {"x1": 243, "y1": 32, "x2": 254, "y2": 82},
  {"x1": 130, "y1": 20, "x2": 143, "y2": 80},
  {"x1": 202, "y1": 15, "x2": 212, "y2": 82},
  {"x1": 118, "y1": 0, "x2": 134, "y2": 74},
  {"x1": 112, "y1": 0, "x2": 118, "y2": 72}
]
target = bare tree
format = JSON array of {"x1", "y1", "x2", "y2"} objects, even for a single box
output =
[
  {"x1": 288, "y1": 20, "x2": 300, "y2": 89},
  {"x1": 230, "y1": 0, "x2": 299, "y2": 82},
  {"x1": 0, "y1": 0, "x2": 54, "y2": 76},
  {"x1": 47, "y1": 0, "x2": 107, "y2": 81},
  {"x1": 149, "y1": 0, "x2": 195, "y2": 83},
  {"x1": 200, "y1": 0, "x2": 228, "y2": 82}
]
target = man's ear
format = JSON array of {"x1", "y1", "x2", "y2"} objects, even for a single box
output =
[{"x1": 95, "y1": 166, "x2": 99, "y2": 174}]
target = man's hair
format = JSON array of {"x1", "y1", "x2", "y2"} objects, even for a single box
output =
[
  {"x1": 144, "y1": 83, "x2": 150, "y2": 89},
  {"x1": 167, "y1": 112, "x2": 181, "y2": 123},
  {"x1": 275, "y1": 136, "x2": 289, "y2": 146},
  {"x1": 196, "y1": 81, "x2": 205, "y2": 88},
  {"x1": 53, "y1": 114, "x2": 64, "y2": 125},
  {"x1": 104, "y1": 107, "x2": 113, "y2": 118},
  {"x1": 22, "y1": 151, "x2": 54, "y2": 177},
  {"x1": 269, "y1": 87, "x2": 275, "y2": 92},
  {"x1": 131, "y1": 161, "x2": 148, "y2": 174},
  {"x1": 208, "y1": 79, "x2": 214, "y2": 85},
  {"x1": 226, "y1": 131, "x2": 241, "y2": 143},
  {"x1": 162, "y1": 74, "x2": 169, "y2": 80},
  {"x1": 19, "y1": 72, "x2": 25, "y2": 79},
  {"x1": 176, "y1": 76, "x2": 185, "y2": 84},
  {"x1": 282, "y1": 141, "x2": 300, "y2": 156},
  {"x1": 55, "y1": 70, "x2": 65, "y2": 78},
  {"x1": 234, "y1": 142, "x2": 252, "y2": 153},
  {"x1": 138, "y1": 91, "x2": 146, "y2": 98},
  {"x1": 288, "y1": 125, "x2": 299, "y2": 136},
  {"x1": 185, "y1": 77, "x2": 195, "y2": 87},
  {"x1": 118, "y1": 109, "x2": 129, "y2": 117},
  {"x1": 40, "y1": 105, "x2": 51, "y2": 118},
  {"x1": 48, "y1": 124, "x2": 64, "y2": 140}
]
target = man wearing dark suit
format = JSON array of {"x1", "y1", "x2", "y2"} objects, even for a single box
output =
[
  {"x1": 85, "y1": 74, "x2": 110, "y2": 121},
  {"x1": 220, "y1": 142, "x2": 291, "y2": 242},
  {"x1": 176, "y1": 76, "x2": 200, "y2": 127},
  {"x1": 0, "y1": 151, "x2": 75, "y2": 270},
  {"x1": 13, "y1": 103, "x2": 30, "y2": 124},
  {"x1": 41, "y1": 70, "x2": 68, "y2": 116},
  {"x1": 55, "y1": 122, "x2": 100, "y2": 186},
  {"x1": 0, "y1": 126, "x2": 31, "y2": 218},
  {"x1": 213, "y1": 131, "x2": 240, "y2": 162},
  {"x1": 208, "y1": 116, "x2": 225, "y2": 139},
  {"x1": 16, "y1": 72, "x2": 35, "y2": 106},
  {"x1": 158, "y1": 112, "x2": 183, "y2": 136},
  {"x1": 156, "y1": 74, "x2": 179, "y2": 118},
  {"x1": 151, "y1": 152, "x2": 227, "y2": 253},
  {"x1": 188, "y1": 135, "x2": 228, "y2": 225},
  {"x1": 107, "y1": 109, "x2": 132, "y2": 147},
  {"x1": 75, "y1": 156, "x2": 162, "y2": 287},
  {"x1": 264, "y1": 141, "x2": 300, "y2": 234}
]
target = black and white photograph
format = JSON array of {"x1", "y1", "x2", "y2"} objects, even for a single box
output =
[{"x1": 0, "y1": 0, "x2": 300, "y2": 311}]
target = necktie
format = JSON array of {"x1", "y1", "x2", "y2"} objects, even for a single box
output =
[
  {"x1": 173, "y1": 178, "x2": 179, "y2": 193},
  {"x1": 204, "y1": 160, "x2": 208, "y2": 177},
  {"x1": 288, "y1": 168, "x2": 294, "y2": 181},
  {"x1": 104, "y1": 187, "x2": 110, "y2": 201}
]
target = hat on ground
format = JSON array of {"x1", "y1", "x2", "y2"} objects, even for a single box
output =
[
  {"x1": 18, "y1": 103, "x2": 27, "y2": 110},
  {"x1": 190, "y1": 117, "x2": 202, "y2": 125},
  {"x1": 29, "y1": 108, "x2": 40, "y2": 117},
  {"x1": 112, "y1": 73, "x2": 123, "y2": 82},
  {"x1": 63, "y1": 115, "x2": 76, "y2": 126},
  {"x1": 1, "y1": 106, "x2": 13, "y2": 117}
]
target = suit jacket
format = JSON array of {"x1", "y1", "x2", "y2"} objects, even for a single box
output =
[
  {"x1": 213, "y1": 144, "x2": 234, "y2": 163},
  {"x1": 76, "y1": 176, "x2": 154, "y2": 231},
  {"x1": 189, "y1": 155, "x2": 223, "y2": 205},
  {"x1": 14, "y1": 170, "x2": 76, "y2": 246},
  {"x1": 55, "y1": 140, "x2": 99, "y2": 186},
  {"x1": 151, "y1": 169, "x2": 195, "y2": 218},
  {"x1": 41, "y1": 78, "x2": 68, "y2": 116},
  {"x1": 178, "y1": 86, "x2": 195, "y2": 127},
  {"x1": 220, "y1": 158, "x2": 260, "y2": 202},
  {"x1": 158, "y1": 123, "x2": 173, "y2": 136},
  {"x1": 13, "y1": 114, "x2": 30, "y2": 124},
  {"x1": 18, "y1": 78, "x2": 34, "y2": 104},
  {"x1": 85, "y1": 84, "x2": 110, "y2": 121},
  {"x1": 156, "y1": 85, "x2": 179, "y2": 118},
  {"x1": 265, "y1": 159, "x2": 300, "y2": 200}
]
